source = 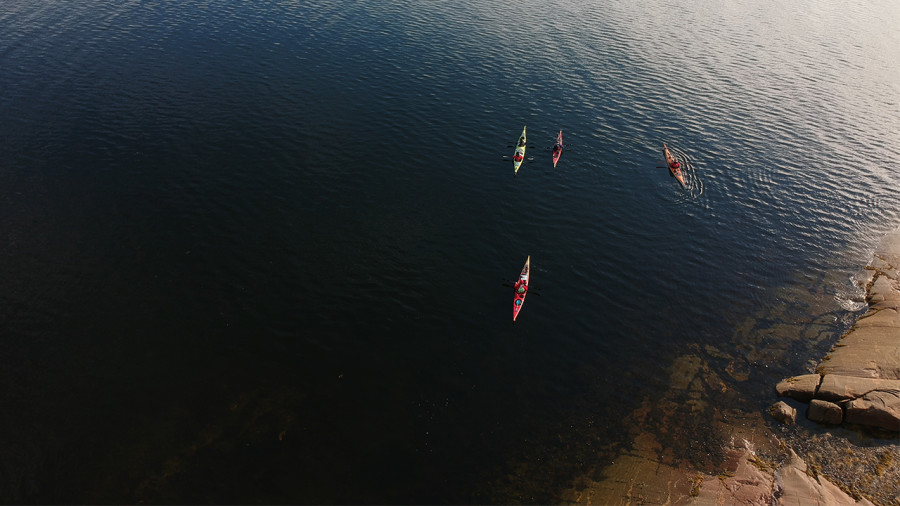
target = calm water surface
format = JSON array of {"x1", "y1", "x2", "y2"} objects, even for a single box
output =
[{"x1": 2, "y1": 0, "x2": 899, "y2": 502}]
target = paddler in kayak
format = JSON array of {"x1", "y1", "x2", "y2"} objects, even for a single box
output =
[
  {"x1": 514, "y1": 279, "x2": 528, "y2": 295},
  {"x1": 513, "y1": 152, "x2": 524, "y2": 163}
]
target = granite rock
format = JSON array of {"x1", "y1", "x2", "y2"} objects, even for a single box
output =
[
  {"x1": 769, "y1": 401, "x2": 797, "y2": 425},
  {"x1": 808, "y1": 399, "x2": 843, "y2": 425},
  {"x1": 816, "y1": 374, "x2": 900, "y2": 402},
  {"x1": 775, "y1": 374, "x2": 820, "y2": 402},
  {"x1": 777, "y1": 227, "x2": 900, "y2": 432},
  {"x1": 818, "y1": 324, "x2": 900, "y2": 379},
  {"x1": 845, "y1": 389, "x2": 900, "y2": 432},
  {"x1": 774, "y1": 450, "x2": 875, "y2": 506}
]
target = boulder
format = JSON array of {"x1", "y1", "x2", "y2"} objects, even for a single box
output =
[
  {"x1": 845, "y1": 390, "x2": 900, "y2": 432},
  {"x1": 807, "y1": 399, "x2": 843, "y2": 425},
  {"x1": 775, "y1": 374, "x2": 820, "y2": 402},
  {"x1": 816, "y1": 375, "x2": 900, "y2": 402},
  {"x1": 769, "y1": 401, "x2": 797, "y2": 425}
]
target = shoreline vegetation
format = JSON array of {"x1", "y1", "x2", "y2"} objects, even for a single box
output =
[{"x1": 565, "y1": 228, "x2": 900, "y2": 505}]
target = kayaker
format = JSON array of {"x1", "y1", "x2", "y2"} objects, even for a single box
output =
[
  {"x1": 513, "y1": 153, "x2": 523, "y2": 162},
  {"x1": 515, "y1": 280, "x2": 527, "y2": 294}
]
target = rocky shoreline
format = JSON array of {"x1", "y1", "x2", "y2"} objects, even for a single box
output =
[
  {"x1": 565, "y1": 228, "x2": 900, "y2": 505},
  {"x1": 773, "y1": 228, "x2": 900, "y2": 434}
]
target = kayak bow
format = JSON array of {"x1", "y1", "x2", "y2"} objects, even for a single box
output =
[
  {"x1": 512, "y1": 255, "x2": 531, "y2": 321},
  {"x1": 513, "y1": 126, "x2": 527, "y2": 173}
]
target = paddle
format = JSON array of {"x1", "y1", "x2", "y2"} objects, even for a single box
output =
[
  {"x1": 501, "y1": 279, "x2": 542, "y2": 295},
  {"x1": 657, "y1": 161, "x2": 679, "y2": 170}
]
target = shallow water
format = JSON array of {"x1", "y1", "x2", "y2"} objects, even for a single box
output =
[{"x1": 2, "y1": 0, "x2": 899, "y2": 502}]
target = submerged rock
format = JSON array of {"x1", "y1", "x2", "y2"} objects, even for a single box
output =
[{"x1": 570, "y1": 445, "x2": 875, "y2": 505}]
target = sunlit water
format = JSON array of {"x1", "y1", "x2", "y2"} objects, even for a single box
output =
[{"x1": 2, "y1": 0, "x2": 899, "y2": 502}]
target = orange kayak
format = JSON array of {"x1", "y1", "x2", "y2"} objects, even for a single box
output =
[{"x1": 663, "y1": 143, "x2": 685, "y2": 188}]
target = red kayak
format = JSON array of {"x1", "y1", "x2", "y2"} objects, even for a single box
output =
[
  {"x1": 663, "y1": 143, "x2": 686, "y2": 188},
  {"x1": 552, "y1": 130, "x2": 563, "y2": 167},
  {"x1": 512, "y1": 256, "x2": 531, "y2": 321}
]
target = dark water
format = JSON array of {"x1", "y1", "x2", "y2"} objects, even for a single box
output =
[{"x1": 2, "y1": 0, "x2": 899, "y2": 502}]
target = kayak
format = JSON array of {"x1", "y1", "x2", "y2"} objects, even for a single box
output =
[
  {"x1": 663, "y1": 143, "x2": 686, "y2": 188},
  {"x1": 552, "y1": 130, "x2": 563, "y2": 167},
  {"x1": 512, "y1": 255, "x2": 531, "y2": 321},
  {"x1": 513, "y1": 126, "x2": 527, "y2": 173}
]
